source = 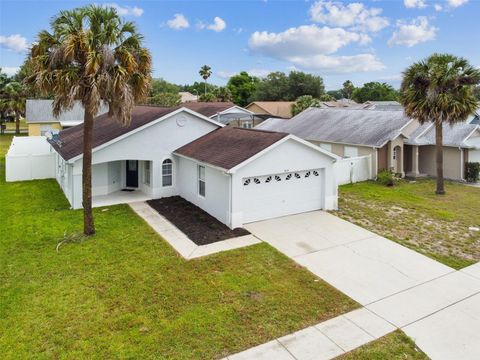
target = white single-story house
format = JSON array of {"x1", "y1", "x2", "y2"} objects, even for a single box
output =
[{"x1": 49, "y1": 105, "x2": 338, "y2": 229}]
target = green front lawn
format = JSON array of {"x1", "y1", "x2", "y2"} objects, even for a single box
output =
[
  {"x1": 335, "y1": 179, "x2": 480, "y2": 269},
  {"x1": 0, "y1": 134, "x2": 358, "y2": 359},
  {"x1": 337, "y1": 330, "x2": 428, "y2": 360}
]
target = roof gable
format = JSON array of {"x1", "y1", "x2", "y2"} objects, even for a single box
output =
[
  {"x1": 50, "y1": 106, "x2": 222, "y2": 161},
  {"x1": 174, "y1": 127, "x2": 338, "y2": 172},
  {"x1": 406, "y1": 123, "x2": 480, "y2": 148},
  {"x1": 246, "y1": 102, "x2": 294, "y2": 118},
  {"x1": 182, "y1": 102, "x2": 236, "y2": 117}
]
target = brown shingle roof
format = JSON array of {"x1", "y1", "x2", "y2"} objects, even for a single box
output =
[
  {"x1": 246, "y1": 101, "x2": 295, "y2": 118},
  {"x1": 174, "y1": 127, "x2": 288, "y2": 170},
  {"x1": 182, "y1": 102, "x2": 235, "y2": 117},
  {"x1": 50, "y1": 106, "x2": 179, "y2": 160}
]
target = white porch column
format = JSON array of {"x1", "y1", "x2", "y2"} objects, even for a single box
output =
[{"x1": 411, "y1": 145, "x2": 420, "y2": 177}]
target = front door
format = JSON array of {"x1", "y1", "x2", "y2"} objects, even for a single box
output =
[{"x1": 126, "y1": 160, "x2": 138, "y2": 187}]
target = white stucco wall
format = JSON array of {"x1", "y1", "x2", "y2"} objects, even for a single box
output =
[
  {"x1": 176, "y1": 156, "x2": 230, "y2": 225},
  {"x1": 63, "y1": 111, "x2": 220, "y2": 208},
  {"x1": 230, "y1": 139, "x2": 337, "y2": 228}
]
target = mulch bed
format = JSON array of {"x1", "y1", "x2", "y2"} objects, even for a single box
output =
[{"x1": 147, "y1": 196, "x2": 250, "y2": 246}]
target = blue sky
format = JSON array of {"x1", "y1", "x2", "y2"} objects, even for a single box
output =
[{"x1": 1, "y1": 0, "x2": 479, "y2": 90}]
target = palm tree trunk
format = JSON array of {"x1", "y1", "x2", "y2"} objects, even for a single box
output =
[
  {"x1": 15, "y1": 112, "x2": 20, "y2": 135},
  {"x1": 204, "y1": 79, "x2": 207, "y2": 95},
  {"x1": 435, "y1": 121, "x2": 445, "y2": 195},
  {"x1": 82, "y1": 108, "x2": 95, "y2": 235}
]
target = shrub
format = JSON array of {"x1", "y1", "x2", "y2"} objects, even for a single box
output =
[
  {"x1": 465, "y1": 162, "x2": 480, "y2": 183},
  {"x1": 377, "y1": 169, "x2": 396, "y2": 186},
  {"x1": 198, "y1": 92, "x2": 216, "y2": 102}
]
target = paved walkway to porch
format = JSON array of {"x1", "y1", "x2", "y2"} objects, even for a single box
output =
[{"x1": 225, "y1": 211, "x2": 480, "y2": 360}]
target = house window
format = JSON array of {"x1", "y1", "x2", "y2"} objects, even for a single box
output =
[
  {"x1": 242, "y1": 122, "x2": 252, "y2": 129},
  {"x1": 393, "y1": 148, "x2": 397, "y2": 160},
  {"x1": 344, "y1": 146, "x2": 359, "y2": 158},
  {"x1": 320, "y1": 143, "x2": 332, "y2": 152},
  {"x1": 198, "y1": 165, "x2": 205, "y2": 196},
  {"x1": 144, "y1": 161, "x2": 151, "y2": 186},
  {"x1": 162, "y1": 159, "x2": 172, "y2": 187}
]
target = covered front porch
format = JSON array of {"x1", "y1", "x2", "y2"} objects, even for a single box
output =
[{"x1": 91, "y1": 159, "x2": 154, "y2": 208}]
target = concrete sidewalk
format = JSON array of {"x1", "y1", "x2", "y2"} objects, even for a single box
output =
[{"x1": 231, "y1": 211, "x2": 480, "y2": 360}]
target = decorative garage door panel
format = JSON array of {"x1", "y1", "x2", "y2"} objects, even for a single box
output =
[{"x1": 242, "y1": 169, "x2": 323, "y2": 223}]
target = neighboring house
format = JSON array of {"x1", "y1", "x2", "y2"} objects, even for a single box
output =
[
  {"x1": 257, "y1": 108, "x2": 415, "y2": 176},
  {"x1": 48, "y1": 106, "x2": 338, "y2": 229},
  {"x1": 179, "y1": 91, "x2": 198, "y2": 103},
  {"x1": 245, "y1": 101, "x2": 294, "y2": 119},
  {"x1": 25, "y1": 99, "x2": 108, "y2": 136},
  {"x1": 405, "y1": 122, "x2": 480, "y2": 180},
  {"x1": 183, "y1": 102, "x2": 263, "y2": 128},
  {"x1": 319, "y1": 99, "x2": 366, "y2": 109},
  {"x1": 363, "y1": 101, "x2": 403, "y2": 111}
]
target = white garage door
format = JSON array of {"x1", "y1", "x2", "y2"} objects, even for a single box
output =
[{"x1": 242, "y1": 169, "x2": 324, "y2": 223}]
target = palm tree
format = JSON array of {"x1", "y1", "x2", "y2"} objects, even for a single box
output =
[
  {"x1": 0, "y1": 82, "x2": 26, "y2": 134},
  {"x1": 26, "y1": 5, "x2": 152, "y2": 235},
  {"x1": 199, "y1": 65, "x2": 212, "y2": 95},
  {"x1": 400, "y1": 54, "x2": 480, "y2": 194}
]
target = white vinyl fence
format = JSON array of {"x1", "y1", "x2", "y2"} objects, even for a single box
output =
[
  {"x1": 5, "y1": 136, "x2": 55, "y2": 182},
  {"x1": 334, "y1": 155, "x2": 373, "y2": 185}
]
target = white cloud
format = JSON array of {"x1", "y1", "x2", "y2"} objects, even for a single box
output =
[
  {"x1": 249, "y1": 25, "x2": 382, "y2": 74},
  {"x1": 166, "y1": 14, "x2": 189, "y2": 30},
  {"x1": 104, "y1": 3, "x2": 143, "y2": 17},
  {"x1": 404, "y1": 0, "x2": 427, "y2": 9},
  {"x1": 447, "y1": 0, "x2": 468, "y2": 8},
  {"x1": 388, "y1": 17, "x2": 437, "y2": 47},
  {"x1": 198, "y1": 17, "x2": 227, "y2": 32},
  {"x1": 288, "y1": 54, "x2": 385, "y2": 73},
  {"x1": 249, "y1": 25, "x2": 371, "y2": 58},
  {"x1": 309, "y1": 0, "x2": 389, "y2": 32},
  {"x1": 379, "y1": 74, "x2": 402, "y2": 81},
  {"x1": 0, "y1": 34, "x2": 28, "y2": 53},
  {"x1": 1, "y1": 66, "x2": 20, "y2": 76},
  {"x1": 434, "y1": 0, "x2": 467, "y2": 11}
]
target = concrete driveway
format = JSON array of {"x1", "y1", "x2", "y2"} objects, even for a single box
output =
[{"x1": 245, "y1": 211, "x2": 480, "y2": 360}]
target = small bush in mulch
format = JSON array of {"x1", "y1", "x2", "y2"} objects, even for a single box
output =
[{"x1": 147, "y1": 196, "x2": 250, "y2": 246}]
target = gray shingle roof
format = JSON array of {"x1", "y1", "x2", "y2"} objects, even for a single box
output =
[
  {"x1": 406, "y1": 123, "x2": 480, "y2": 148},
  {"x1": 256, "y1": 108, "x2": 411, "y2": 147},
  {"x1": 26, "y1": 100, "x2": 108, "y2": 124}
]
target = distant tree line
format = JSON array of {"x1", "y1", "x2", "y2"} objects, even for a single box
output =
[{"x1": 144, "y1": 68, "x2": 422, "y2": 109}]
